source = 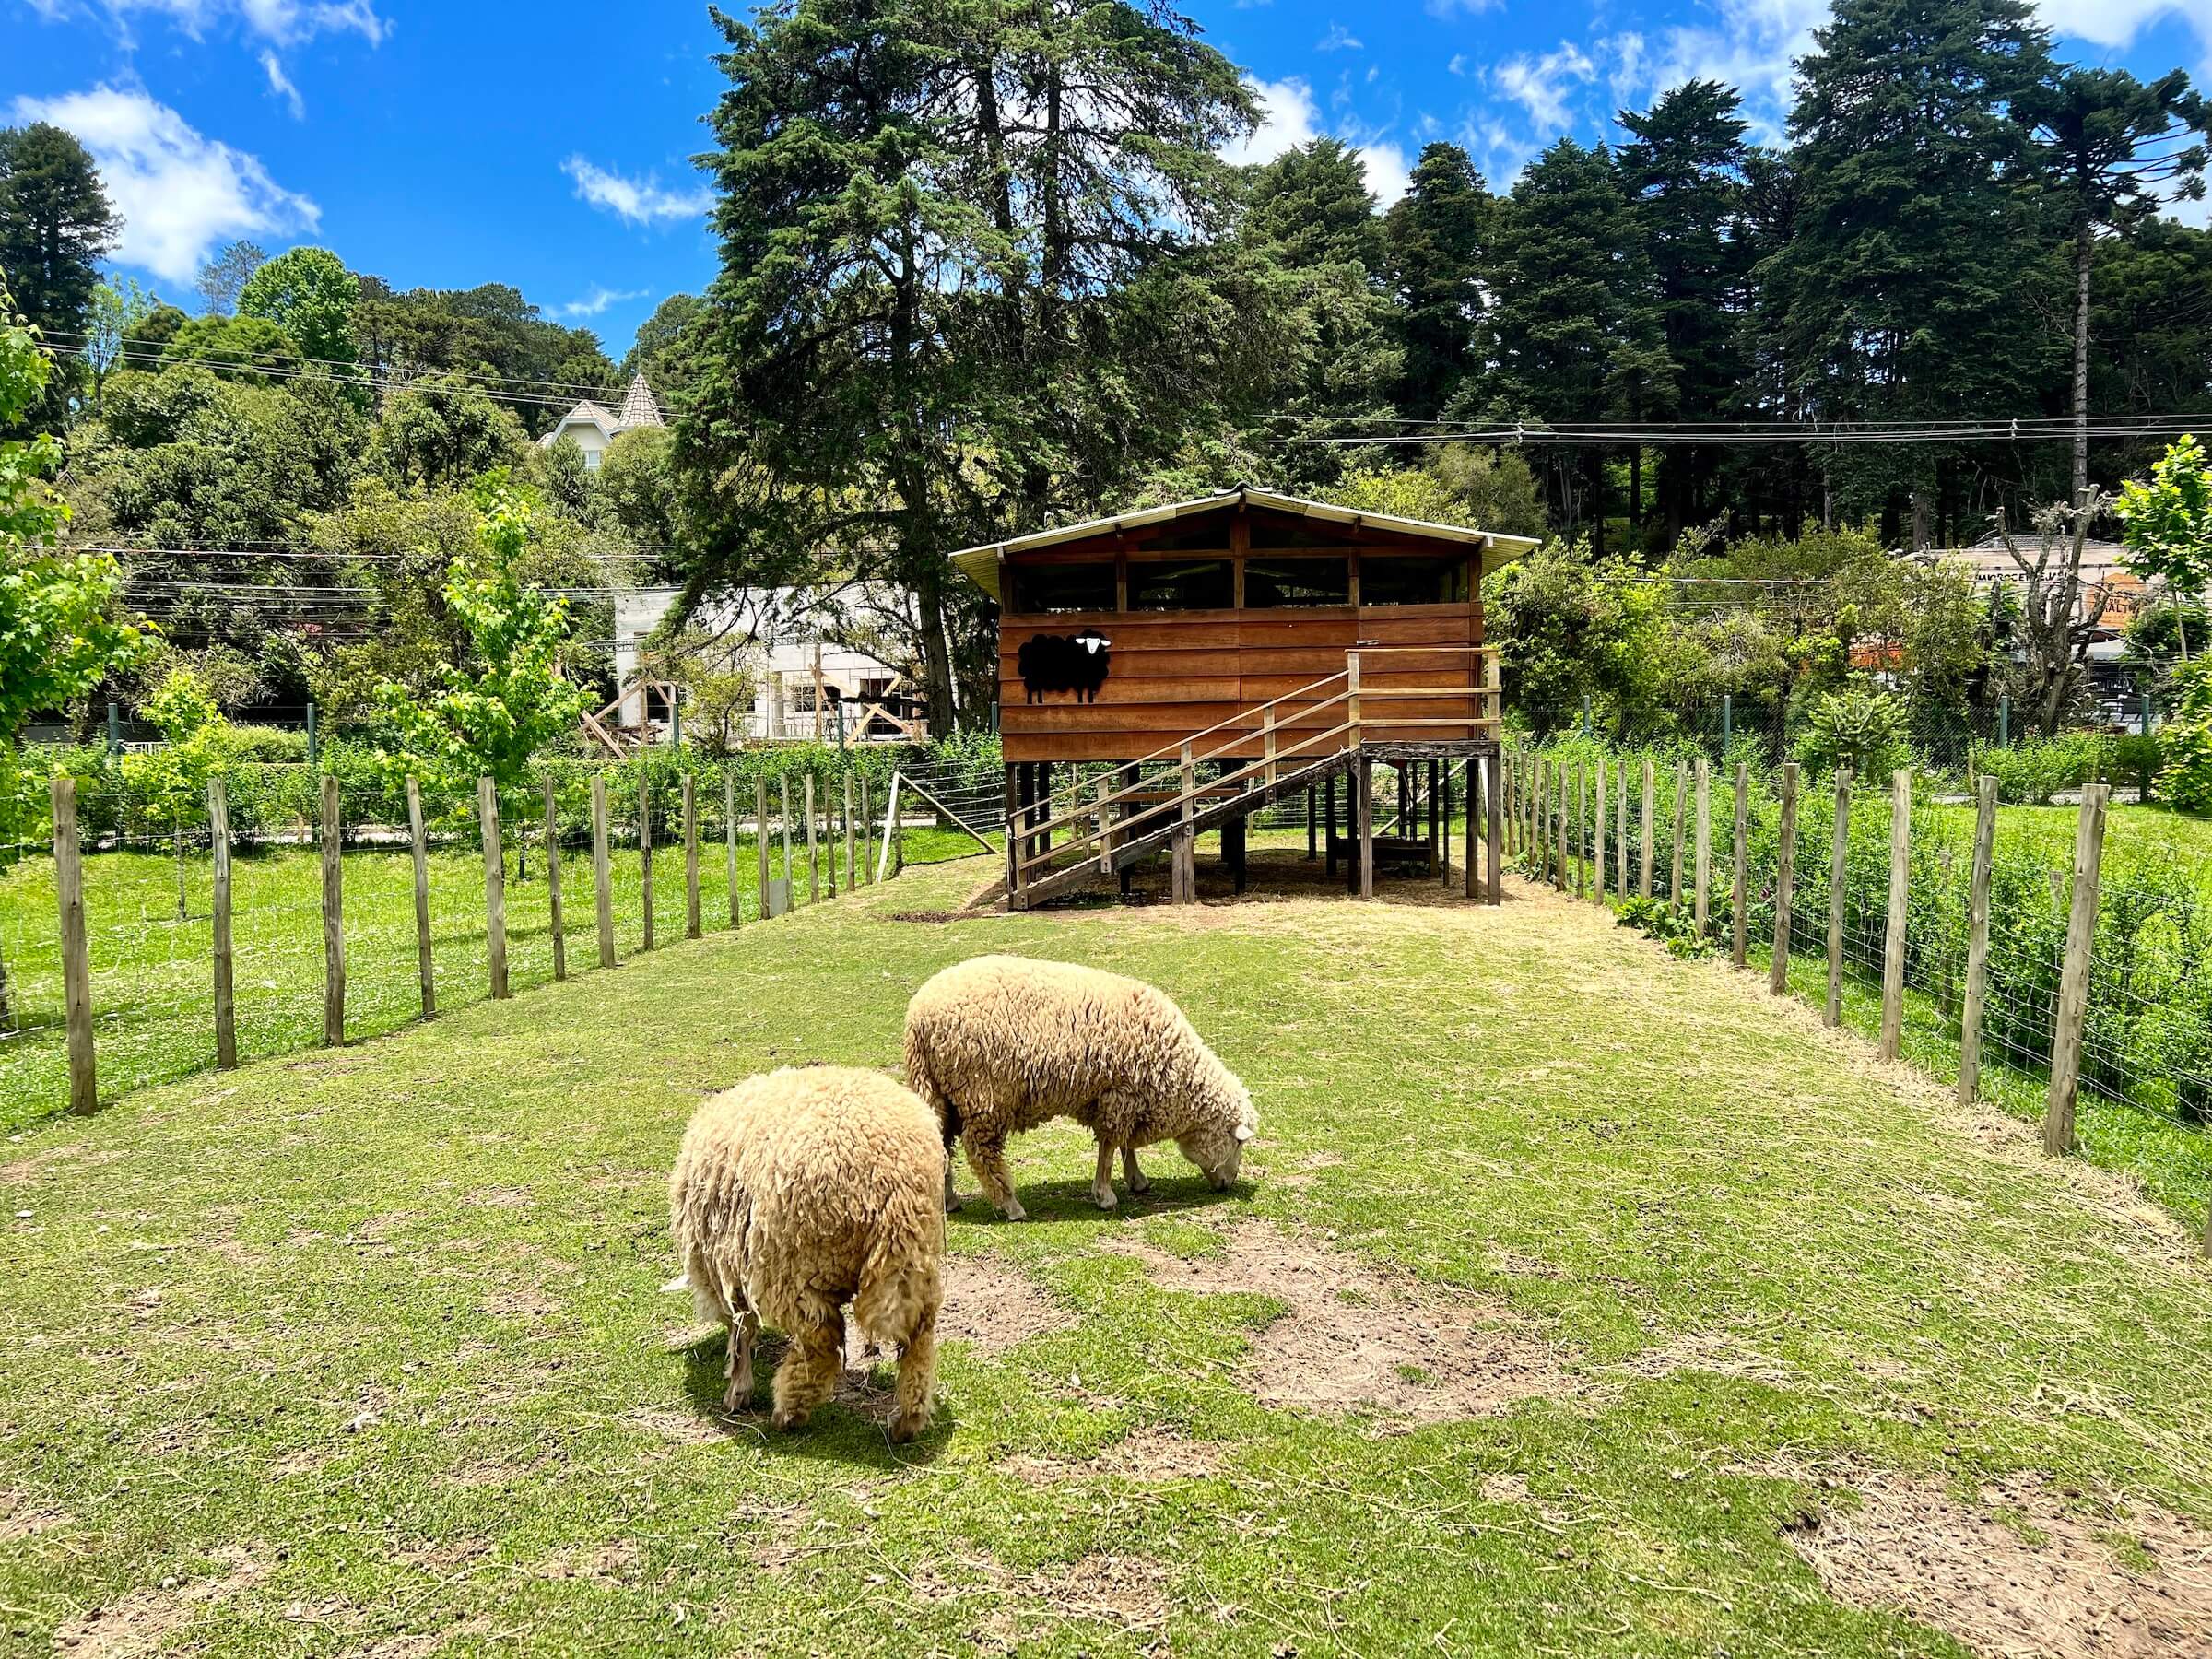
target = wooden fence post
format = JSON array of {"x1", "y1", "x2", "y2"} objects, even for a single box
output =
[
  {"x1": 478, "y1": 776, "x2": 509, "y2": 1000},
  {"x1": 543, "y1": 776, "x2": 566, "y2": 982},
  {"x1": 725, "y1": 771, "x2": 742, "y2": 927},
  {"x1": 639, "y1": 775, "x2": 655, "y2": 951},
  {"x1": 208, "y1": 776, "x2": 237, "y2": 1069},
  {"x1": 1878, "y1": 770, "x2": 1912, "y2": 1060},
  {"x1": 50, "y1": 777, "x2": 97, "y2": 1112},
  {"x1": 1357, "y1": 754, "x2": 1375, "y2": 900},
  {"x1": 758, "y1": 777, "x2": 772, "y2": 915},
  {"x1": 1485, "y1": 751, "x2": 1501, "y2": 905},
  {"x1": 806, "y1": 774, "x2": 820, "y2": 904},
  {"x1": 1769, "y1": 763, "x2": 1799, "y2": 995},
  {"x1": 1554, "y1": 762, "x2": 1570, "y2": 894},
  {"x1": 1592, "y1": 758, "x2": 1607, "y2": 902},
  {"x1": 1574, "y1": 764, "x2": 1588, "y2": 897},
  {"x1": 590, "y1": 774, "x2": 616, "y2": 969},
  {"x1": 1503, "y1": 751, "x2": 1516, "y2": 857},
  {"x1": 1693, "y1": 759, "x2": 1712, "y2": 935},
  {"x1": 683, "y1": 774, "x2": 701, "y2": 940},
  {"x1": 1616, "y1": 759, "x2": 1629, "y2": 897},
  {"x1": 1958, "y1": 775, "x2": 1997, "y2": 1105},
  {"x1": 859, "y1": 774, "x2": 874, "y2": 886},
  {"x1": 408, "y1": 777, "x2": 435, "y2": 1014},
  {"x1": 1731, "y1": 763, "x2": 1749, "y2": 969},
  {"x1": 845, "y1": 772, "x2": 857, "y2": 893},
  {"x1": 1670, "y1": 769, "x2": 1688, "y2": 904},
  {"x1": 318, "y1": 773, "x2": 346, "y2": 1043},
  {"x1": 1640, "y1": 758, "x2": 1656, "y2": 899},
  {"x1": 1826, "y1": 769, "x2": 1853, "y2": 1029},
  {"x1": 779, "y1": 775, "x2": 794, "y2": 905},
  {"x1": 2044, "y1": 783, "x2": 2109, "y2": 1156}
]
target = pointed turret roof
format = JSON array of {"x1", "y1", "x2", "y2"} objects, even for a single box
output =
[{"x1": 617, "y1": 372, "x2": 664, "y2": 430}]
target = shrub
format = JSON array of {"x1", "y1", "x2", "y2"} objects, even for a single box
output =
[
  {"x1": 2154, "y1": 657, "x2": 2212, "y2": 815},
  {"x1": 1793, "y1": 687, "x2": 1910, "y2": 782},
  {"x1": 1971, "y1": 731, "x2": 2110, "y2": 806}
]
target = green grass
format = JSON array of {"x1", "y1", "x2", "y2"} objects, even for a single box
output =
[
  {"x1": 4, "y1": 858, "x2": 2211, "y2": 1654},
  {"x1": 1924, "y1": 799, "x2": 2212, "y2": 889},
  {"x1": 0, "y1": 824, "x2": 989, "y2": 1133}
]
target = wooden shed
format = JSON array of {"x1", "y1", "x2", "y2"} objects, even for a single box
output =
[{"x1": 948, "y1": 488, "x2": 1536, "y2": 909}]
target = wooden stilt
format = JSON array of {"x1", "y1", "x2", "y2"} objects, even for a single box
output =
[{"x1": 1358, "y1": 756, "x2": 1375, "y2": 900}]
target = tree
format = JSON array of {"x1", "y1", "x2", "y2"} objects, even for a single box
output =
[
  {"x1": 2116, "y1": 433, "x2": 2212, "y2": 661},
  {"x1": 1617, "y1": 80, "x2": 1749, "y2": 543},
  {"x1": 0, "y1": 123, "x2": 119, "y2": 336},
  {"x1": 1380, "y1": 143, "x2": 1489, "y2": 419},
  {"x1": 1761, "y1": 0, "x2": 2055, "y2": 540},
  {"x1": 371, "y1": 486, "x2": 590, "y2": 848},
  {"x1": 1993, "y1": 489, "x2": 2112, "y2": 735},
  {"x1": 159, "y1": 314, "x2": 301, "y2": 380},
  {"x1": 122, "y1": 669, "x2": 242, "y2": 920},
  {"x1": 1324, "y1": 447, "x2": 1546, "y2": 541},
  {"x1": 239, "y1": 246, "x2": 360, "y2": 368},
  {"x1": 83, "y1": 277, "x2": 155, "y2": 405},
  {"x1": 620, "y1": 292, "x2": 702, "y2": 393},
  {"x1": 194, "y1": 241, "x2": 266, "y2": 317},
  {"x1": 1480, "y1": 138, "x2": 1670, "y2": 549},
  {"x1": 2016, "y1": 67, "x2": 2209, "y2": 497},
  {"x1": 367, "y1": 375, "x2": 529, "y2": 490},
  {"x1": 353, "y1": 278, "x2": 618, "y2": 437},
  {"x1": 1243, "y1": 139, "x2": 1382, "y2": 272}
]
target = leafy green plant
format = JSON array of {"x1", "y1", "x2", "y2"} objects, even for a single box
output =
[
  {"x1": 1614, "y1": 894, "x2": 1713, "y2": 958},
  {"x1": 1792, "y1": 686, "x2": 1910, "y2": 782},
  {"x1": 2117, "y1": 434, "x2": 2212, "y2": 663},
  {"x1": 2154, "y1": 656, "x2": 2212, "y2": 813},
  {"x1": 1971, "y1": 731, "x2": 2112, "y2": 805}
]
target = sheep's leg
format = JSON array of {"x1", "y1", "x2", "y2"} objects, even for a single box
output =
[
  {"x1": 942, "y1": 1146, "x2": 960, "y2": 1214},
  {"x1": 723, "y1": 1309, "x2": 759, "y2": 1412},
  {"x1": 1121, "y1": 1145, "x2": 1153, "y2": 1194},
  {"x1": 1089, "y1": 1138, "x2": 1118, "y2": 1211},
  {"x1": 770, "y1": 1316, "x2": 843, "y2": 1431},
  {"x1": 889, "y1": 1317, "x2": 937, "y2": 1444},
  {"x1": 963, "y1": 1131, "x2": 1025, "y2": 1221}
]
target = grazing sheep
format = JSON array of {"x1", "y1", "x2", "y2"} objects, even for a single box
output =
[
  {"x1": 1015, "y1": 630, "x2": 1112, "y2": 702},
  {"x1": 668, "y1": 1066, "x2": 944, "y2": 1441},
  {"x1": 902, "y1": 955, "x2": 1257, "y2": 1219}
]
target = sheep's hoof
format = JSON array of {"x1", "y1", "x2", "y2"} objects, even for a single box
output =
[
  {"x1": 1127, "y1": 1174, "x2": 1153, "y2": 1195},
  {"x1": 771, "y1": 1407, "x2": 809, "y2": 1431},
  {"x1": 1091, "y1": 1186, "x2": 1118, "y2": 1211},
  {"x1": 888, "y1": 1413, "x2": 927, "y2": 1445},
  {"x1": 722, "y1": 1380, "x2": 750, "y2": 1412},
  {"x1": 997, "y1": 1199, "x2": 1027, "y2": 1221}
]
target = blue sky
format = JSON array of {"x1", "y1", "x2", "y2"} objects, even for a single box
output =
[{"x1": 6, "y1": 0, "x2": 2212, "y2": 362}]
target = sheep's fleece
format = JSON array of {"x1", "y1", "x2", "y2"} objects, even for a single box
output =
[
  {"x1": 668, "y1": 1065, "x2": 943, "y2": 1439},
  {"x1": 902, "y1": 954, "x2": 1256, "y2": 1217}
]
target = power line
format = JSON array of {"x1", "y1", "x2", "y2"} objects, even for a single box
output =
[
  {"x1": 41, "y1": 327, "x2": 628, "y2": 403},
  {"x1": 1273, "y1": 414, "x2": 2212, "y2": 447}
]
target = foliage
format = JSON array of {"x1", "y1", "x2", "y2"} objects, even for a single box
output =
[
  {"x1": 1614, "y1": 893, "x2": 1714, "y2": 958},
  {"x1": 2154, "y1": 656, "x2": 2212, "y2": 812},
  {"x1": 352, "y1": 278, "x2": 617, "y2": 440},
  {"x1": 194, "y1": 241, "x2": 266, "y2": 318},
  {"x1": 82, "y1": 277, "x2": 154, "y2": 401},
  {"x1": 0, "y1": 122, "x2": 119, "y2": 337},
  {"x1": 368, "y1": 375, "x2": 529, "y2": 491},
  {"x1": 1487, "y1": 540, "x2": 1693, "y2": 740},
  {"x1": 2116, "y1": 434, "x2": 2212, "y2": 661},
  {"x1": 369, "y1": 488, "x2": 592, "y2": 811},
  {"x1": 1971, "y1": 730, "x2": 2119, "y2": 804},
  {"x1": 1380, "y1": 142, "x2": 1489, "y2": 419},
  {"x1": 159, "y1": 314, "x2": 303, "y2": 381},
  {"x1": 119, "y1": 669, "x2": 245, "y2": 838},
  {"x1": 1325, "y1": 448, "x2": 1545, "y2": 541},
  {"x1": 1792, "y1": 686, "x2": 1911, "y2": 781},
  {"x1": 238, "y1": 246, "x2": 360, "y2": 368}
]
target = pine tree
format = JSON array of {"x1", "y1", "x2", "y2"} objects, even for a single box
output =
[
  {"x1": 1763, "y1": 0, "x2": 2056, "y2": 540},
  {"x1": 0, "y1": 123, "x2": 118, "y2": 337},
  {"x1": 1242, "y1": 138, "x2": 1381, "y2": 272},
  {"x1": 1618, "y1": 81, "x2": 1748, "y2": 543},
  {"x1": 1380, "y1": 143, "x2": 1489, "y2": 419}
]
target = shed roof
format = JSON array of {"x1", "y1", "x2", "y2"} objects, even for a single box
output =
[{"x1": 946, "y1": 487, "x2": 1541, "y2": 603}]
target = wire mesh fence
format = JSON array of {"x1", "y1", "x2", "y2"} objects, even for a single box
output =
[
  {"x1": 1501, "y1": 739, "x2": 2212, "y2": 1231},
  {"x1": 0, "y1": 745, "x2": 961, "y2": 1134}
]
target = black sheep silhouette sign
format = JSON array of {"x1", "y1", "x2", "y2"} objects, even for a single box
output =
[{"x1": 1017, "y1": 630, "x2": 1112, "y2": 703}]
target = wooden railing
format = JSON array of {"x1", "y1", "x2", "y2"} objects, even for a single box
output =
[{"x1": 1005, "y1": 645, "x2": 1500, "y2": 897}]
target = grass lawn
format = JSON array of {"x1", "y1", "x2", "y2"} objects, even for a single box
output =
[
  {"x1": 5, "y1": 856, "x2": 2212, "y2": 1655},
  {"x1": 1924, "y1": 798, "x2": 2212, "y2": 888},
  {"x1": 0, "y1": 825, "x2": 988, "y2": 1134}
]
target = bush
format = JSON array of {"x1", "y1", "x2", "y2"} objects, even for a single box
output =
[
  {"x1": 1971, "y1": 731, "x2": 2111, "y2": 805},
  {"x1": 2154, "y1": 657, "x2": 2212, "y2": 814},
  {"x1": 1614, "y1": 893, "x2": 1713, "y2": 959},
  {"x1": 1793, "y1": 687, "x2": 1910, "y2": 782},
  {"x1": 229, "y1": 724, "x2": 309, "y2": 763}
]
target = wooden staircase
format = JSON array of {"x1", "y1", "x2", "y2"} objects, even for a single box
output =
[{"x1": 1003, "y1": 646, "x2": 1501, "y2": 911}]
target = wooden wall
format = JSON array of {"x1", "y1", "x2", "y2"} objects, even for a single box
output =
[{"x1": 999, "y1": 602, "x2": 1487, "y2": 764}]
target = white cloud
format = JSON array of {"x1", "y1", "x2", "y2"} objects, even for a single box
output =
[
  {"x1": 8, "y1": 85, "x2": 319, "y2": 283},
  {"x1": 1317, "y1": 22, "x2": 1362, "y2": 51},
  {"x1": 1358, "y1": 140, "x2": 1412, "y2": 206},
  {"x1": 561, "y1": 156, "x2": 713, "y2": 228},
  {"x1": 260, "y1": 51, "x2": 303, "y2": 118},
  {"x1": 60, "y1": 0, "x2": 388, "y2": 46},
  {"x1": 1447, "y1": 53, "x2": 1467, "y2": 76},
  {"x1": 1490, "y1": 41, "x2": 1598, "y2": 134},
  {"x1": 2036, "y1": 0, "x2": 2212, "y2": 51},
  {"x1": 1218, "y1": 76, "x2": 1322, "y2": 167},
  {"x1": 1425, "y1": 0, "x2": 1501, "y2": 16},
  {"x1": 555, "y1": 286, "x2": 649, "y2": 321}
]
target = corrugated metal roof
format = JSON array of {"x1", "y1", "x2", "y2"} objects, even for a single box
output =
[{"x1": 947, "y1": 486, "x2": 1540, "y2": 602}]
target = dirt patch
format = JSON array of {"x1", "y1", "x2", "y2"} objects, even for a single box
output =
[
  {"x1": 53, "y1": 1546, "x2": 265, "y2": 1657},
  {"x1": 936, "y1": 1253, "x2": 1077, "y2": 1350},
  {"x1": 625, "y1": 1407, "x2": 728, "y2": 1446},
  {"x1": 390, "y1": 1537, "x2": 491, "y2": 1571},
  {"x1": 464, "y1": 1187, "x2": 533, "y2": 1209},
  {"x1": 1004, "y1": 1427, "x2": 1228, "y2": 1485},
  {"x1": 0, "y1": 1491, "x2": 67, "y2": 1542},
  {"x1": 1618, "y1": 1328, "x2": 1797, "y2": 1388},
  {"x1": 1488, "y1": 1248, "x2": 1568, "y2": 1280},
  {"x1": 1772, "y1": 1462, "x2": 2212, "y2": 1657},
  {"x1": 533, "y1": 1540, "x2": 642, "y2": 1587},
  {"x1": 1, "y1": 1145, "x2": 121, "y2": 1184},
  {"x1": 891, "y1": 909, "x2": 999, "y2": 924},
  {"x1": 1025, "y1": 1553, "x2": 1171, "y2": 1635},
  {"x1": 480, "y1": 1287, "x2": 561, "y2": 1320},
  {"x1": 1105, "y1": 1218, "x2": 1577, "y2": 1425}
]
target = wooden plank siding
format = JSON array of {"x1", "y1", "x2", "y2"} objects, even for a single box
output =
[{"x1": 1000, "y1": 602, "x2": 1486, "y2": 763}]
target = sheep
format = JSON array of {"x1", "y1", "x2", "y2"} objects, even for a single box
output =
[
  {"x1": 668, "y1": 1065, "x2": 944, "y2": 1441},
  {"x1": 1015, "y1": 630, "x2": 1112, "y2": 703},
  {"x1": 902, "y1": 955, "x2": 1257, "y2": 1219}
]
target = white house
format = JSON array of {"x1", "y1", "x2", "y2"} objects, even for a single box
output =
[
  {"x1": 607, "y1": 585, "x2": 922, "y2": 746},
  {"x1": 538, "y1": 372, "x2": 664, "y2": 470}
]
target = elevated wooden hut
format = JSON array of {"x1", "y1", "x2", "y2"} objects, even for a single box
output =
[{"x1": 948, "y1": 488, "x2": 1535, "y2": 909}]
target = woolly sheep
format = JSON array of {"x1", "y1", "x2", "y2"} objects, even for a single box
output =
[
  {"x1": 668, "y1": 1065, "x2": 944, "y2": 1441},
  {"x1": 902, "y1": 955, "x2": 1257, "y2": 1219}
]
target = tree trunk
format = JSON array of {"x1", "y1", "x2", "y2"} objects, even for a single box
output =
[
  {"x1": 2072, "y1": 219, "x2": 2093, "y2": 502},
  {"x1": 1630, "y1": 447, "x2": 1642, "y2": 541},
  {"x1": 912, "y1": 556, "x2": 957, "y2": 736}
]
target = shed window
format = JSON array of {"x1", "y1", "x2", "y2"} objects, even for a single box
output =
[
  {"x1": 1129, "y1": 559, "x2": 1233, "y2": 611},
  {"x1": 1244, "y1": 557, "x2": 1350, "y2": 607},
  {"x1": 1010, "y1": 561, "x2": 1115, "y2": 615},
  {"x1": 1360, "y1": 553, "x2": 1469, "y2": 606}
]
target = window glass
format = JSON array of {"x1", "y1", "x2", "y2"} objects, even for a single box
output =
[
  {"x1": 1244, "y1": 557, "x2": 1350, "y2": 607},
  {"x1": 1128, "y1": 559, "x2": 1233, "y2": 611},
  {"x1": 1360, "y1": 554, "x2": 1468, "y2": 606},
  {"x1": 1010, "y1": 562, "x2": 1115, "y2": 614}
]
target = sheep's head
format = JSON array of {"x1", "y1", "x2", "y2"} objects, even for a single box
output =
[{"x1": 1177, "y1": 1069, "x2": 1256, "y2": 1191}]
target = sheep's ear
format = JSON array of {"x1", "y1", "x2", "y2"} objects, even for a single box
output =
[{"x1": 1233, "y1": 1124, "x2": 1253, "y2": 1142}]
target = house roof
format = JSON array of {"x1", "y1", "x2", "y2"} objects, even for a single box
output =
[
  {"x1": 946, "y1": 487, "x2": 1541, "y2": 603},
  {"x1": 617, "y1": 373, "x2": 664, "y2": 429},
  {"x1": 537, "y1": 401, "x2": 621, "y2": 446},
  {"x1": 536, "y1": 374, "x2": 664, "y2": 448}
]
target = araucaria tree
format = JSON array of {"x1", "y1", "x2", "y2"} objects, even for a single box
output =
[
  {"x1": 371, "y1": 486, "x2": 589, "y2": 836},
  {"x1": 677, "y1": 0, "x2": 1256, "y2": 732}
]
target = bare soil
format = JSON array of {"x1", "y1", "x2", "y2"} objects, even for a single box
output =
[
  {"x1": 1003, "y1": 1426, "x2": 1229, "y2": 1485},
  {"x1": 52, "y1": 1546, "x2": 264, "y2": 1657},
  {"x1": 1105, "y1": 1218, "x2": 1578, "y2": 1425},
  {"x1": 1774, "y1": 1462, "x2": 2212, "y2": 1656}
]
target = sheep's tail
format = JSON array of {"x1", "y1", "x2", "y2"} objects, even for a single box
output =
[
  {"x1": 901, "y1": 1024, "x2": 961, "y2": 1149},
  {"x1": 852, "y1": 1221, "x2": 940, "y2": 1353},
  {"x1": 677, "y1": 1190, "x2": 751, "y2": 1329}
]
